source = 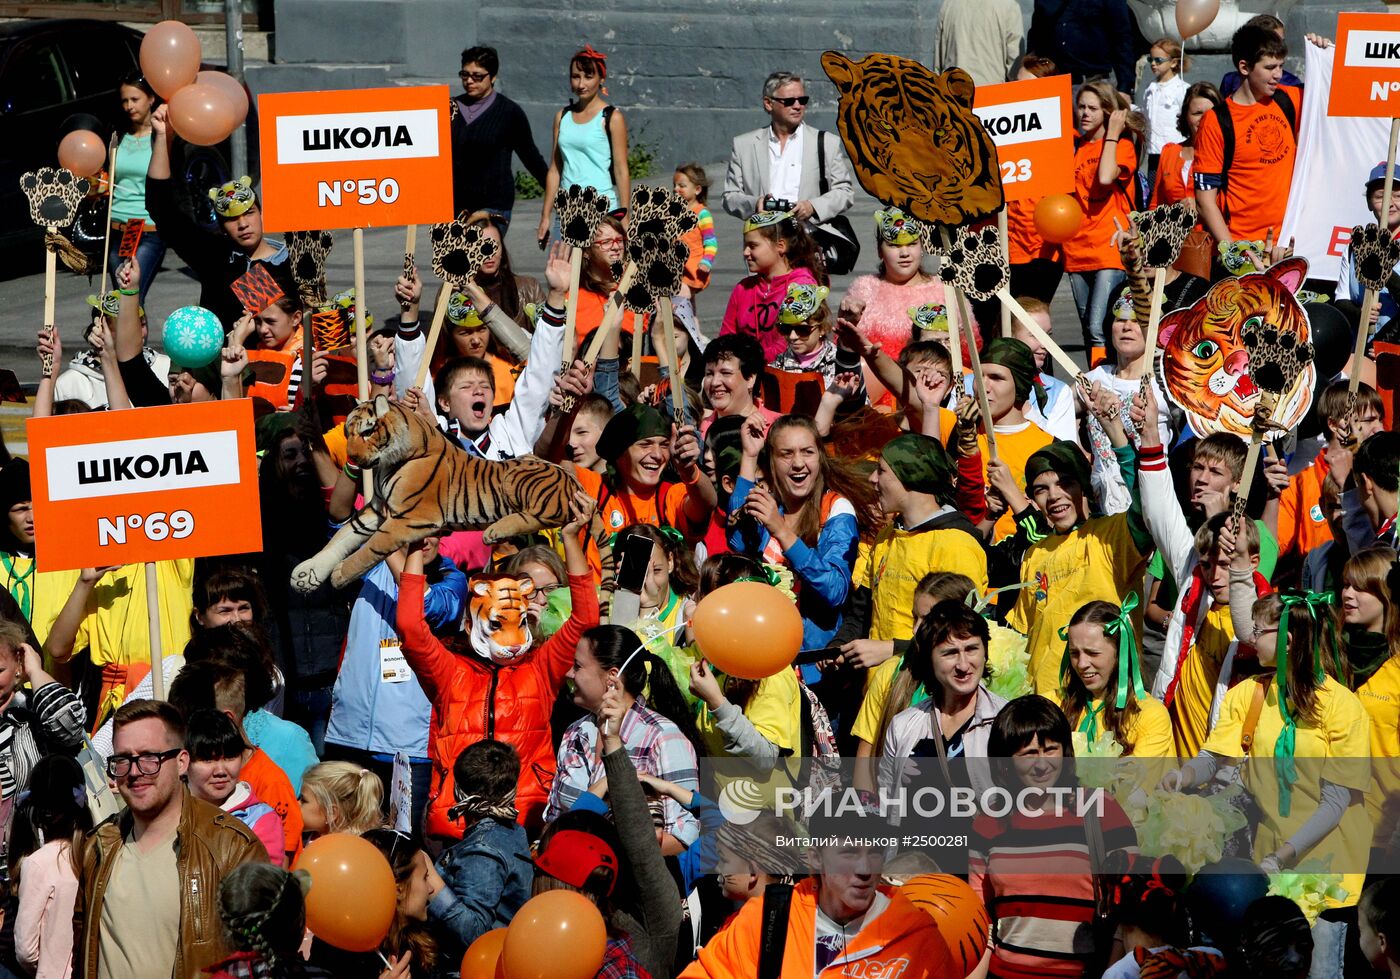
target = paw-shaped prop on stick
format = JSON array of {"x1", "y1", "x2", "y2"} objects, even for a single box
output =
[
  {"x1": 938, "y1": 226, "x2": 1009, "y2": 301},
  {"x1": 621, "y1": 235, "x2": 689, "y2": 314},
  {"x1": 1350, "y1": 223, "x2": 1400, "y2": 291},
  {"x1": 431, "y1": 222, "x2": 499, "y2": 286},
  {"x1": 555, "y1": 184, "x2": 610, "y2": 249},
  {"x1": 1131, "y1": 202, "x2": 1195, "y2": 269},
  {"x1": 630, "y1": 185, "x2": 697, "y2": 241},
  {"x1": 20, "y1": 168, "x2": 89, "y2": 228},
  {"x1": 1241, "y1": 315, "x2": 1315, "y2": 403},
  {"x1": 287, "y1": 230, "x2": 335, "y2": 307}
]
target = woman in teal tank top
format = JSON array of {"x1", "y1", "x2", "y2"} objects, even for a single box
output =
[
  {"x1": 107, "y1": 72, "x2": 167, "y2": 303},
  {"x1": 536, "y1": 45, "x2": 630, "y2": 247}
]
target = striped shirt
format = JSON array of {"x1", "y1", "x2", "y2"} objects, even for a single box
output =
[
  {"x1": 968, "y1": 789, "x2": 1137, "y2": 979},
  {"x1": 0, "y1": 682, "x2": 86, "y2": 882}
]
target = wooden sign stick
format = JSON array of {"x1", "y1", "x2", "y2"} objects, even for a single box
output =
[
  {"x1": 997, "y1": 209, "x2": 1012, "y2": 338},
  {"x1": 956, "y1": 286, "x2": 998, "y2": 460},
  {"x1": 414, "y1": 282, "x2": 453, "y2": 390},
  {"x1": 1136, "y1": 265, "x2": 1168, "y2": 383},
  {"x1": 98, "y1": 133, "x2": 119, "y2": 290},
  {"x1": 1233, "y1": 391, "x2": 1279, "y2": 522},
  {"x1": 582, "y1": 264, "x2": 638, "y2": 365},
  {"x1": 353, "y1": 228, "x2": 373, "y2": 499},
  {"x1": 936, "y1": 228, "x2": 965, "y2": 379},
  {"x1": 146, "y1": 561, "x2": 165, "y2": 700},
  {"x1": 999, "y1": 290, "x2": 1083, "y2": 380},
  {"x1": 41, "y1": 225, "x2": 57, "y2": 379},
  {"x1": 631, "y1": 304, "x2": 645, "y2": 375},
  {"x1": 658, "y1": 296, "x2": 686, "y2": 425},
  {"x1": 564, "y1": 246, "x2": 584, "y2": 368}
]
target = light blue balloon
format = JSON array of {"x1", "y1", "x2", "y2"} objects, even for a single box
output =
[{"x1": 163, "y1": 305, "x2": 224, "y2": 369}]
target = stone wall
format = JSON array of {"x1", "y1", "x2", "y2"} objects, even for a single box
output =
[{"x1": 251, "y1": 0, "x2": 1384, "y2": 175}]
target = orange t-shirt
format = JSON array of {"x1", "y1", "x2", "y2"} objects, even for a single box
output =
[
  {"x1": 1063, "y1": 136, "x2": 1137, "y2": 273},
  {"x1": 1150, "y1": 142, "x2": 1195, "y2": 208},
  {"x1": 1193, "y1": 87, "x2": 1301, "y2": 243},
  {"x1": 1277, "y1": 453, "x2": 1333, "y2": 559},
  {"x1": 1006, "y1": 197, "x2": 1062, "y2": 266},
  {"x1": 574, "y1": 288, "x2": 647, "y2": 346},
  {"x1": 242, "y1": 747, "x2": 303, "y2": 863},
  {"x1": 488, "y1": 352, "x2": 518, "y2": 407},
  {"x1": 573, "y1": 465, "x2": 692, "y2": 580}
]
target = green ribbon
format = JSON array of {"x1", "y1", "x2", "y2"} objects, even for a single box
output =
[
  {"x1": 1078, "y1": 701, "x2": 1106, "y2": 742},
  {"x1": 735, "y1": 564, "x2": 782, "y2": 588},
  {"x1": 1058, "y1": 593, "x2": 1144, "y2": 711},
  {"x1": 607, "y1": 526, "x2": 684, "y2": 551},
  {"x1": 0, "y1": 553, "x2": 33, "y2": 622},
  {"x1": 1274, "y1": 590, "x2": 1335, "y2": 819}
]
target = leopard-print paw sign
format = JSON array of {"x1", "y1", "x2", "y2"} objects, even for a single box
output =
[
  {"x1": 287, "y1": 230, "x2": 334, "y2": 307},
  {"x1": 1131, "y1": 202, "x2": 1195, "y2": 269},
  {"x1": 1349, "y1": 223, "x2": 1400, "y2": 292},
  {"x1": 938, "y1": 226, "x2": 1008, "y2": 301},
  {"x1": 555, "y1": 184, "x2": 610, "y2": 249},
  {"x1": 1241, "y1": 312, "x2": 1315, "y2": 397},
  {"x1": 431, "y1": 221, "x2": 499, "y2": 286},
  {"x1": 630, "y1": 185, "x2": 697, "y2": 241},
  {"x1": 20, "y1": 168, "x2": 89, "y2": 228},
  {"x1": 622, "y1": 234, "x2": 690, "y2": 314}
]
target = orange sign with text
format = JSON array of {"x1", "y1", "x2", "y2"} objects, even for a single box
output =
[
  {"x1": 1331, "y1": 13, "x2": 1400, "y2": 117},
  {"x1": 257, "y1": 84, "x2": 454, "y2": 231},
  {"x1": 972, "y1": 75, "x2": 1075, "y2": 203},
  {"x1": 26, "y1": 400, "x2": 262, "y2": 571}
]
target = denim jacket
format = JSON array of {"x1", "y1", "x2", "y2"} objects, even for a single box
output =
[{"x1": 428, "y1": 817, "x2": 532, "y2": 950}]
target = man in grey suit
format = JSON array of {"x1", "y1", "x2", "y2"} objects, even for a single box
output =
[{"x1": 722, "y1": 71, "x2": 856, "y2": 231}]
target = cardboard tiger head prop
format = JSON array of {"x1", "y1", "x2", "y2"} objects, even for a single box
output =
[
  {"x1": 1157, "y1": 257, "x2": 1316, "y2": 441},
  {"x1": 467, "y1": 574, "x2": 535, "y2": 664},
  {"x1": 820, "y1": 51, "x2": 1003, "y2": 226}
]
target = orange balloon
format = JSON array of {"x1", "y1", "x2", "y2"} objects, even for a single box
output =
[
  {"x1": 900, "y1": 874, "x2": 990, "y2": 978},
  {"x1": 1033, "y1": 193, "x2": 1084, "y2": 244},
  {"x1": 293, "y1": 833, "x2": 397, "y2": 953},
  {"x1": 57, "y1": 130, "x2": 106, "y2": 178},
  {"x1": 1176, "y1": 0, "x2": 1221, "y2": 40},
  {"x1": 691, "y1": 581, "x2": 803, "y2": 679},
  {"x1": 196, "y1": 70, "x2": 250, "y2": 127},
  {"x1": 462, "y1": 927, "x2": 508, "y2": 979},
  {"x1": 140, "y1": 20, "x2": 202, "y2": 100},
  {"x1": 168, "y1": 84, "x2": 238, "y2": 147},
  {"x1": 501, "y1": 891, "x2": 606, "y2": 979}
]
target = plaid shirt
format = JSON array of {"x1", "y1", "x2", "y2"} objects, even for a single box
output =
[
  {"x1": 598, "y1": 937, "x2": 652, "y2": 979},
  {"x1": 545, "y1": 700, "x2": 700, "y2": 844}
]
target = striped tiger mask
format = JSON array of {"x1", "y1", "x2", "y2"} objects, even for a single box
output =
[{"x1": 468, "y1": 575, "x2": 535, "y2": 664}]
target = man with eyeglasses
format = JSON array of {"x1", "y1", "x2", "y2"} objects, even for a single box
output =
[
  {"x1": 450, "y1": 45, "x2": 549, "y2": 226},
  {"x1": 74, "y1": 699, "x2": 266, "y2": 979},
  {"x1": 722, "y1": 71, "x2": 854, "y2": 233}
]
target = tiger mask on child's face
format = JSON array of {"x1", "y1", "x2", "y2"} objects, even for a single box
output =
[{"x1": 468, "y1": 575, "x2": 535, "y2": 664}]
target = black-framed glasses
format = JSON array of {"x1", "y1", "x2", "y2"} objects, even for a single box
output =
[
  {"x1": 459, "y1": 70, "x2": 490, "y2": 82},
  {"x1": 107, "y1": 748, "x2": 182, "y2": 778},
  {"x1": 770, "y1": 95, "x2": 810, "y2": 107}
]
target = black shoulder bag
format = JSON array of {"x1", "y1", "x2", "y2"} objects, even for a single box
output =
[{"x1": 810, "y1": 132, "x2": 861, "y2": 277}]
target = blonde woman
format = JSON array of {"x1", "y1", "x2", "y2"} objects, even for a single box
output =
[{"x1": 298, "y1": 761, "x2": 384, "y2": 840}]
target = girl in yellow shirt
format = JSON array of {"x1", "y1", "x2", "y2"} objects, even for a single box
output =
[
  {"x1": 1059, "y1": 598, "x2": 1175, "y2": 759},
  {"x1": 1163, "y1": 590, "x2": 1371, "y2": 909}
]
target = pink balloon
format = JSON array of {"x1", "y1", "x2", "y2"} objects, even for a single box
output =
[
  {"x1": 1176, "y1": 0, "x2": 1221, "y2": 41},
  {"x1": 168, "y1": 84, "x2": 237, "y2": 147},
  {"x1": 196, "y1": 70, "x2": 250, "y2": 127},
  {"x1": 57, "y1": 130, "x2": 106, "y2": 178},
  {"x1": 140, "y1": 21, "x2": 202, "y2": 99}
]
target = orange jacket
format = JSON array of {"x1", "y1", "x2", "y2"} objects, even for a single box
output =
[
  {"x1": 1277, "y1": 452, "x2": 1331, "y2": 558},
  {"x1": 396, "y1": 570, "x2": 598, "y2": 837},
  {"x1": 680, "y1": 879, "x2": 954, "y2": 979}
]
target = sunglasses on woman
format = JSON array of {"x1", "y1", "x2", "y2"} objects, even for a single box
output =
[
  {"x1": 785, "y1": 321, "x2": 820, "y2": 338},
  {"x1": 770, "y1": 96, "x2": 810, "y2": 107}
]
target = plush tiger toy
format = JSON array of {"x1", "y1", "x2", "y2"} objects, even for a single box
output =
[{"x1": 290, "y1": 396, "x2": 580, "y2": 593}]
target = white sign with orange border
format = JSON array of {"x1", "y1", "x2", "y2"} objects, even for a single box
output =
[
  {"x1": 257, "y1": 84, "x2": 454, "y2": 231},
  {"x1": 26, "y1": 400, "x2": 262, "y2": 571},
  {"x1": 972, "y1": 75, "x2": 1075, "y2": 203}
]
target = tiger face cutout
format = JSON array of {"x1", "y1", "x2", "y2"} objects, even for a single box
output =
[
  {"x1": 467, "y1": 574, "x2": 535, "y2": 664},
  {"x1": 1157, "y1": 257, "x2": 1317, "y2": 441},
  {"x1": 820, "y1": 51, "x2": 1003, "y2": 226}
]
